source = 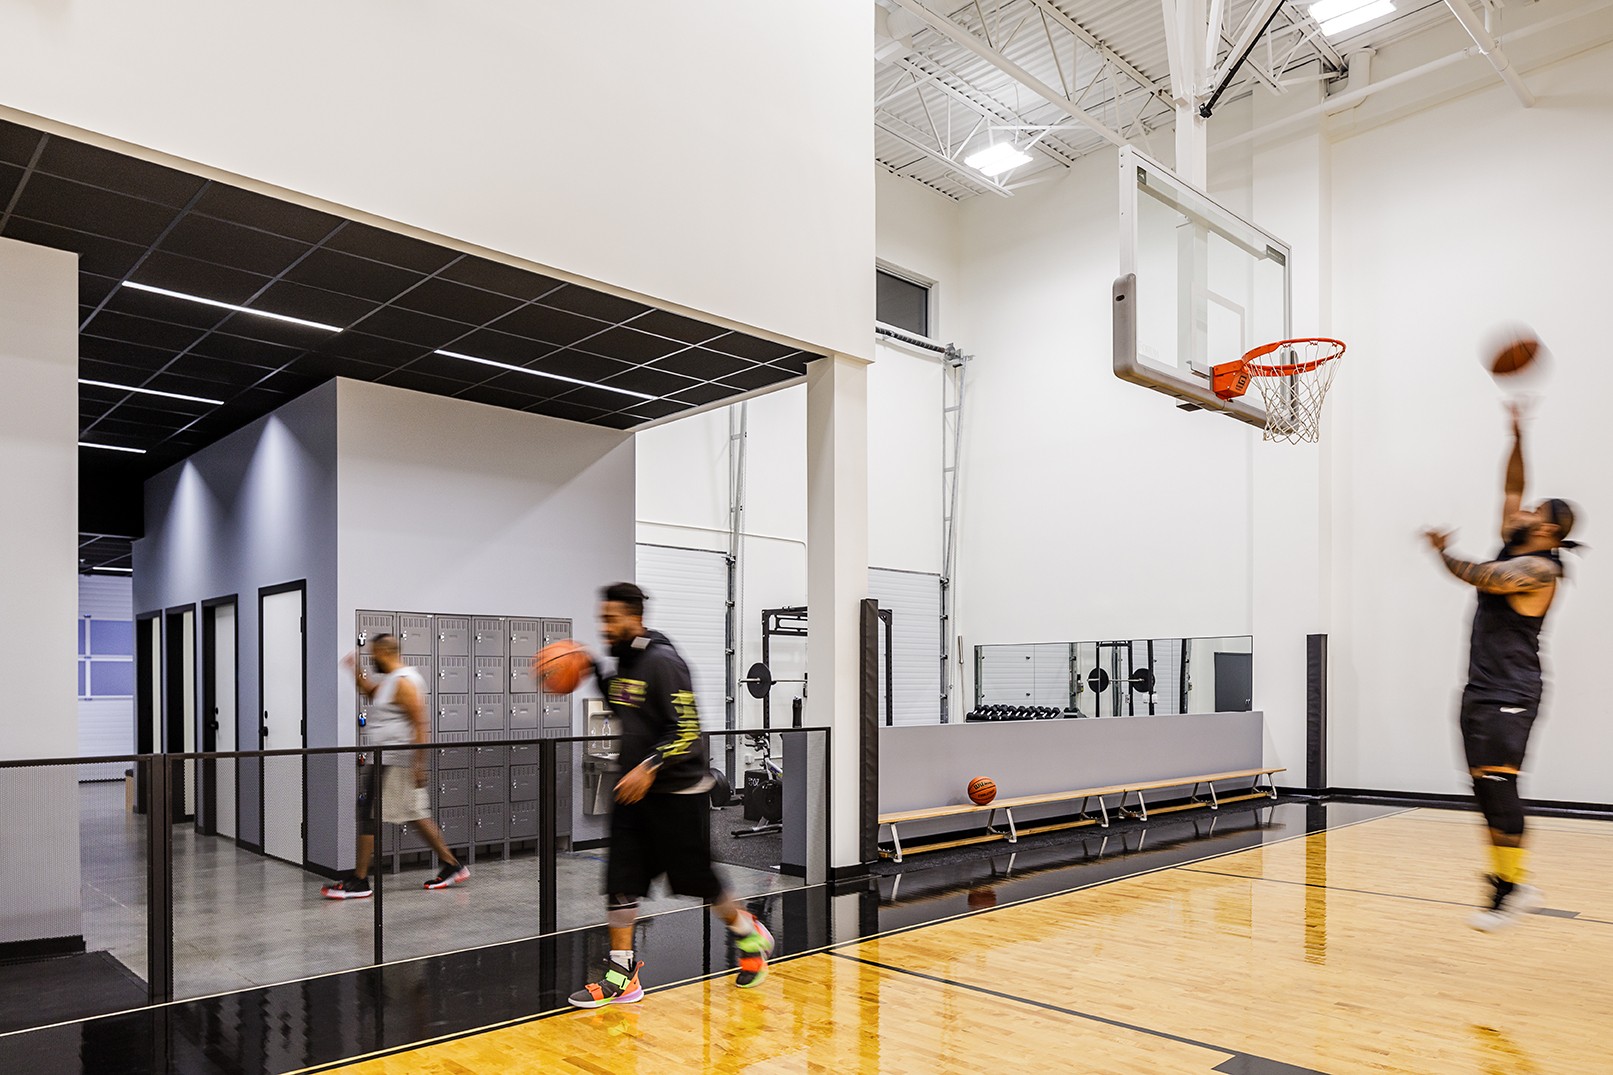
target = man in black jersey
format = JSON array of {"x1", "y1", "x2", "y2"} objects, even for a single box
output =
[{"x1": 1425, "y1": 404, "x2": 1579, "y2": 931}]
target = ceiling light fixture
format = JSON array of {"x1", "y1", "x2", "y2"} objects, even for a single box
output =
[
  {"x1": 121, "y1": 281, "x2": 343, "y2": 332},
  {"x1": 1309, "y1": 0, "x2": 1395, "y2": 35},
  {"x1": 434, "y1": 349, "x2": 658, "y2": 401},
  {"x1": 80, "y1": 378, "x2": 224, "y2": 406},
  {"x1": 92, "y1": 566, "x2": 134, "y2": 573},
  {"x1": 964, "y1": 142, "x2": 1034, "y2": 178},
  {"x1": 79, "y1": 441, "x2": 147, "y2": 454}
]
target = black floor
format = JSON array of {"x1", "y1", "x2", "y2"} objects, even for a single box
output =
[
  {"x1": 11, "y1": 799, "x2": 1400, "y2": 1075},
  {"x1": 0, "y1": 951, "x2": 148, "y2": 1034}
]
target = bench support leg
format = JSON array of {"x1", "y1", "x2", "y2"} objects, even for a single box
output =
[
  {"x1": 1004, "y1": 808, "x2": 1018, "y2": 844},
  {"x1": 1097, "y1": 795, "x2": 1110, "y2": 828},
  {"x1": 890, "y1": 823, "x2": 904, "y2": 864}
]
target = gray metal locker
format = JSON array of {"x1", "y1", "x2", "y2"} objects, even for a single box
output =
[
  {"x1": 435, "y1": 617, "x2": 469, "y2": 656},
  {"x1": 472, "y1": 739, "x2": 506, "y2": 766},
  {"x1": 472, "y1": 619, "x2": 505, "y2": 657},
  {"x1": 398, "y1": 814, "x2": 430, "y2": 851},
  {"x1": 473, "y1": 803, "x2": 507, "y2": 841},
  {"x1": 509, "y1": 694, "x2": 538, "y2": 729},
  {"x1": 473, "y1": 694, "x2": 506, "y2": 733},
  {"x1": 435, "y1": 744, "x2": 470, "y2": 771},
  {"x1": 437, "y1": 767, "x2": 470, "y2": 808},
  {"x1": 357, "y1": 612, "x2": 394, "y2": 651},
  {"x1": 435, "y1": 695, "x2": 469, "y2": 733},
  {"x1": 542, "y1": 619, "x2": 572, "y2": 645},
  {"x1": 509, "y1": 764, "x2": 539, "y2": 802},
  {"x1": 508, "y1": 620, "x2": 541, "y2": 659},
  {"x1": 438, "y1": 806, "x2": 470, "y2": 845},
  {"x1": 510, "y1": 802, "x2": 539, "y2": 840},
  {"x1": 541, "y1": 693, "x2": 572, "y2": 730},
  {"x1": 437, "y1": 656, "x2": 469, "y2": 694},
  {"x1": 473, "y1": 766, "x2": 505, "y2": 806},
  {"x1": 473, "y1": 656, "x2": 508, "y2": 693},
  {"x1": 358, "y1": 654, "x2": 379, "y2": 679},
  {"x1": 398, "y1": 615, "x2": 432, "y2": 655},
  {"x1": 406, "y1": 656, "x2": 434, "y2": 694},
  {"x1": 508, "y1": 743, "x2": 539, "y2": 767},
  {"x1": 510, "y1": 660, "x2": 538, "y2": 694}
]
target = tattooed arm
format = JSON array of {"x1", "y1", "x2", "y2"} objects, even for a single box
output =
[
  {"x1": 1501, "y1": 402, "x2": 1525, "y2": 537},
  {"x1": 1424, "y1": 530, "x2": 1558, "y2": 593}
]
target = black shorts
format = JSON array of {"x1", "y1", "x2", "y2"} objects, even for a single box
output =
[
  {"x1": 1459, "y1": 694, "x2": 1540, "y2": 772},
  {"x1": 606, "y1": 792, "x2": 725, "y2": 902}
]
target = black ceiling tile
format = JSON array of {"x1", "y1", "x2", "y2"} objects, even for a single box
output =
[
  {"x1": 82, "y1": 308, "x2": 210, "y2": 352},
  {"x1": 668, "y1": 381, "x2": 740, "y2": 407},
  {"x1": 157, "y1": 212, "x2": 312, "y2": 277},
  {"x1": 140, "y1": 372, "x2": 237, "y2": 402},
  {"x1": 99, "y1": 282, "x2": 233, "y2": 329},
  {"x1": 704, "y1": 332, "x2": 798, "y2": 363},
  {"x1": 11, "y1": 172, "x2": 181, "y2": 247},
  {"x1": 488, "y1": 303, "x2": 609, "y2": 347},
  {"x1": 351, "y1": 304, "x2": 473, "y2": 348},
  {"x1": 649, "y1": 347, "x2": 755, "y2": 382},
  {"x1": 34, "y1": 138, "x2": 207, "y2": 209},
  {"x1": 249, "y1": 280, "x2": 372, "y2": 328},
  {"x1": 438, "y1": 257, "x2": 564, "y2": 301},
  {"x1": 593, "y1": 412, "x2": 648, "y2": 430},
  {"x1": 79, "y1": 382, "x2": 131, "y2": 404},
  {"x1": 281, "y1": 246, "x2": 424, "y2": 304},
  {"x1": 0, "y1": 121, "x2": 42, "y2": 166},
  {"x1": 256, "y1": 368, "x2": 328, "y2": 396},
  {"x1": 525, "y1": 350, "x2": 634, "y2": 383},
  {"x1": 325, "y1": 225, "x2": 457, "y2": 274},
  {"x1": 442, "y1": 327, "x2": 557, "y2": 367},
  {"x1": 393, "y1": 276, "x2": 526, "y2": 326},
  {"x1": 111, "y1": 402, "x2": 208, "y2": 427},
  {"x1": 80, "y1": 355, "x2": 161, "y2": 383},
  {"x1": 627, "y1": 309, "x2": 726, "y2": 346},
  {"x1": 453, "y1": 383, "x2": 552, "y2": 411},
  {"x1": 189, "y1": 331, "x2": 306, "y2": 368},
  {"x1": 309, "y1": 330, "x2": 431, "y2": 368},
  {"x1": 133, "y1": 249, "x2": 275, "y2": 305},
  {"x1": 81, "y1": 416, "x2": 154, "y2": 439},
  {"x1": 619, "y1": 398, "x2": 693, "y2": 421},
  {"x1": 160, "y1": 353, "x2": 265, "y2": 386},
  {"x1": 539, "y1": 284, "x2": 650, "y2": 323},
  {"x1": 598, "y1": 365, "x2": 700, "y2": 398},
  {"x1": 208, "y1": 306, "x2": 348, "y2": 347},
  {"x1": 79, "y1": 273, "x2": 122, "y2": 308},
  {"x1": 1, "y1": 217, "x2": 147, "y2": 277},
  {"x1": 377, "y1": 367, "x2": 476, "y2": 396},
  {"x1": 576, "y1": 326, "x2": 689, "y2": 364},
  {"x1": 547, "y1": 384, "x2": 650, "y2": 411},
  {"x1": 470, "y1": 370, "x2": 569, "y2": 400},
  {"x1": 287, "y1": 352, "x2": 395, "y2": 383},
  {"x1": 527, "y1": 399, "x2": 609, "y2": 424},
  {"x1": 192, "y1": 185, "x2": 343, "y2": 244},
  {"x1": 719, "y1": 364, "x2": 799, "y2": 392},
  {"x1": 391, "y1": 351, "x2": 485, "y2": 382},
  {"x1": 0, "y1": 162, "x2": 21, "y2": 210},
  {"x1": 769, "y1": 352, "x2": 811, "y2": 376}
]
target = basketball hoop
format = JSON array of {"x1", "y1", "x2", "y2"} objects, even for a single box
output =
[{"x1": 1211, "y1": 337, "x2": 1346, "y2": 444}]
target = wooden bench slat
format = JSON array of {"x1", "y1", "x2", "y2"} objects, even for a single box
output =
[{"x1": 878, "y1": 767, "x2": 1283, "y2": 825}]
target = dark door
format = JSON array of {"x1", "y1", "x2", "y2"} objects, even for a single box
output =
[{"x1": 1214, "y1": 651, "x2": 1253, "y2": 712}]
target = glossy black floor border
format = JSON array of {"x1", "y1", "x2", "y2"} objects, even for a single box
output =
[{"x1": 9, "y1": 800, "x2": 1404, "y2": 1075}]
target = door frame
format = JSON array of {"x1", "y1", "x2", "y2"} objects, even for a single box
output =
[
  {"x1": 200, "y1": 595, "x2": 239, "y2": 839},
  {"x1": 258, "y1": 580, "x2": 308, "y2": 866},
  {"x1": 163, "y1": 603, "x2": 198, "y2": 824},
  {"x1": 134, "y1": 612, "x2": 162, "y2": 814}
]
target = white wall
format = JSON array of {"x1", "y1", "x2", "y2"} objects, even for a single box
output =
[
  {"x1": 0, "y1": 236, "x2": 82, "y2": 947},
  {"x1": 0, "y1": 1, "x2": 872, "y2": 360},
  {"x1": 1327, "y1": 40, "x2": 1613, "y2": 803},
  {"x1": 78, "y1": 574, "x2": 135, "y2": 780}
]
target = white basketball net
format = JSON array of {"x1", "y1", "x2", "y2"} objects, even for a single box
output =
[{"x1": 1244, "y1": 339, "x2": 1344, "y2": 444}]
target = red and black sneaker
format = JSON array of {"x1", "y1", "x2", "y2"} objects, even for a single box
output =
[
  {"x1": 321, "y1": 877, "x2": 372, "y2": 900},
  {"x1": 424, "y1": 862, "x2": 470, "y2": 890}
]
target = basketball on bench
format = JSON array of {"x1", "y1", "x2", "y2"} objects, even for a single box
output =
[
  {"x1": 533, "y1": 639, "x2": 591, "y2": 694},
  {"x1": 1487, "y1": 332, "x2": 1544, "y2": 377},
  {"x1": 967, "y1": 776, "x2": 997, "y2": 806}
]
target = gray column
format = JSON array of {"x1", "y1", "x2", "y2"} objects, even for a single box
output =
[
  {"x1": 805, "y1": 353, "x2": 870, "y2": 871},
  {"x1": 0, "y1": 237, "x2": 83, "y2": 948}
]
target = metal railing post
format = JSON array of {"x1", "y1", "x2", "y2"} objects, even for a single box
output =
[
  {"x1": 144, "y1": 755, "x2": 174, "y2": 1003},
  {"x1": 539, "y1": 738, "x2": 558, "y2": 936},
  {"x1": 372, "y1": 748, "x2": 384, "y2": 966}
]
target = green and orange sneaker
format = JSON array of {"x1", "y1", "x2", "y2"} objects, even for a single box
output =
[
  {"x1": 568, "y1": 957, "x2": 645, "y2": 1009},
  {"x1": 734, "y1": 914, "x2": 775, "y2": 989}
]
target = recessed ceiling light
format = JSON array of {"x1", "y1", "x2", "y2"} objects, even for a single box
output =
[
  {"x1": 79, "y1": 442, "x2": 147, "y2": 454},
  {"x1": 1310, "y1": 0, "x2": 1395, "y2": 35},
  {"x1": 79, "y1": 378, "x2": 225, "y2": 406},
  {"x1": 121, "y1": 281, "x2": 342, "y2": 332},
  {"x1": 964, "y1": 142, "x2": 1034, "y2": 178},
  {"x1": 434, "y1": 349, "x2": 658, "y2": 401}
]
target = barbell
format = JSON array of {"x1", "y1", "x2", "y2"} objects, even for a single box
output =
[{"x1": 741, "y1": 662, "x2": 807, "y2": 700}]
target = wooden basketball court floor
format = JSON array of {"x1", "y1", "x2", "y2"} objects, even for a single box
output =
[{"x1": 316, "y1": 807, "x2": 1613, "y2": 1074}]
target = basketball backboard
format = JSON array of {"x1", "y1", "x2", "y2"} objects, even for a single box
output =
[{"x1": 1113, "y1": 146, "x2": 1290, "y2": 427}]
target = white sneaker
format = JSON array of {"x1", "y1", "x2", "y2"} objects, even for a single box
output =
[{"x1": 1468, "y1": 878, "x2": 1543, "y2": 932}]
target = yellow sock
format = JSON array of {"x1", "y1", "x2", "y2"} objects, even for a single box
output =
[{"x1": 1490, "y1": 844, "x2": 1527, "y2": 885}]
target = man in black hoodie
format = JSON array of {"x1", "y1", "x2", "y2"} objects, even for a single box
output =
[{"x1": 568, "y1": 582, "x2": 774, "y2": 1009}]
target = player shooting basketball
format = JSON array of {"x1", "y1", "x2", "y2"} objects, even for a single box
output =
[{"x1": 1424, "y1": 401, "x2": 1581, "y2": 931}]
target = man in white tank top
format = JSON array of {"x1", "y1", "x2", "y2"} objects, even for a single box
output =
[{"x1": 323, "y1": 634, "x2": 468, "y2": 898}]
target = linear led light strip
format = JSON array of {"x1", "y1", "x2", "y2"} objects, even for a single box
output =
[
  {"x1": 80, "y1": 378, "x2": 224, "y2": 406},
  {"x1": 79, "y1": 441, "x2": 146, "y2": 454},
  {"x1": 121, "y1": 281, "x2": 343, "y2": 332},
  {"x1": 92, "y1": 566, "x2": 134, "y2": 573},
  {"x1": 434, "y1": 349, "x2": 657, "y2": 401}
]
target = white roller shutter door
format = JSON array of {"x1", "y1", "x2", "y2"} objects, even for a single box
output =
[
  {"x1": 869, "y1": 567, "x2": 942, "y2": 726},
  {"x1": 636, "y1": 544, "x2": 729, "y2": 730}
]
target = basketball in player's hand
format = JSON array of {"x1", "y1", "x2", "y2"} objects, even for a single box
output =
[
  {"x1": 534, "y1": 640, "x2": 591, "y2": 694},
  {"x1": 1486, "y1": 330, "x2": 1545, "y2": 377}
]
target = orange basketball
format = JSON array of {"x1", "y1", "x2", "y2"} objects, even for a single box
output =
[
  {"x1": 534, "y1": 640, "x2": 591, "y2": 694},
  {"x1": 1488, "y1": 334, "x2": 1543, "y2": 376},
  {"x1": 967, "y1": 776, "x2": 997, "y2": 806}
]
